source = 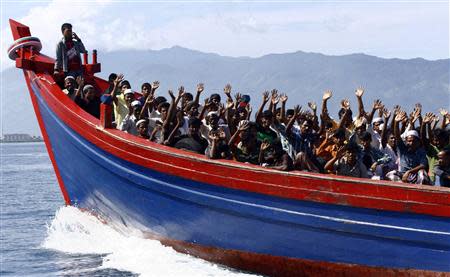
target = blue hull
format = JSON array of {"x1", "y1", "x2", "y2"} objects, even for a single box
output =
[{"x1": 32, "y1": 81, "x2": 450, "y2": 273}]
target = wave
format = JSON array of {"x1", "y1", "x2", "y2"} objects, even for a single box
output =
[{"x1": 42, "y1": 206, "x2": 256, "y2": 277}]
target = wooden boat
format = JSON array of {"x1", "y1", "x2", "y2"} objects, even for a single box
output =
[{"x1": 8, "y1": 19, "x2": 450, "y2": 276}]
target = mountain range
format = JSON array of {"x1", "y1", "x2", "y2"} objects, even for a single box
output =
[{"x1": 2, "y1": 46, "x2": 449, "y2": 135}]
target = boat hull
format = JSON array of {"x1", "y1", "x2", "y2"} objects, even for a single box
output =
[{"x1": 24, "y1": 70, "x2": 450, "y2": 276}]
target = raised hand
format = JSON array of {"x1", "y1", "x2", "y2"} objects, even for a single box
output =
[
  {"x1": 113, "y1": 74, "x2": 124, "y2": 87},
  {"x1": 168, "y1": 90, "x2": 175, "y2": 100},
  {"x1": 234, "y1": 92, "x2": 242, "y2": 103},
  {"x1": 293, "y1": 105, "x2": 302, "y2": 117},
  {"x1": 340, "y1": 99, "x2": 350, "y2": 110},
  {"x1": 271, "y1": 89, "x2": 278, "y2": 99},
  {"x1": 439, "y1": 108, "x2": 448, "y2": 117},
  {"x1": 245, "y1": 104, "x2": 252, "y2": 114},
  {"x1": 177, "y1": 86, "x2": 185, "y2": 99},
  {"x1": 280, "y1": 94, "x2": 288, "y2": 103},
  {"x1": 204, "y1": 97, "x2": 211, "y2": 107},
  {"x1": 355, "y1": 87, "x2": 365, "y2": 98},
  {"x1": 238, "y1": 120, "x2": 250, "y2": 131},
  {"x1": 262, "y1": 91, "x2": 270, "y2": 103},
  {"x1": 197, "y1": 83, "x2": 204, "y2": 93},
  {"x1": 322, "y1": 90, "x2": 332, "y2": 101},
  {"x1": 382, "y1": 108, "x2": 391, "y2": 119},
  {"x1": 393, "y1": 105, "x2": 401, "y2": 115},
  {"x1": 152, "y1": 81, "x2": 160, "y2": 90},
  {"x1": 223, "y1": 84, "x2": 231, "y2": 96},
  {"x1": 422, "y1": 112, "x2": 434, "y2": 124},
  {"x1": 395, "y1": 110, "x2": 407, "y2": 122},
  {"x1": 373, "y1": 99, "x2": 383, "y2": 110},
  {"x1": 308, "y1": 101, "x2": 317, "y2": 112}
]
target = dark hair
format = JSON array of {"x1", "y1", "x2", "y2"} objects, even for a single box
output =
[
  {"x1": 276, "y1": 107, "x2": 282, "y2": 114},
  {"x1": 183, "y1": 92, "x2": 193, "y2": 101},
  {"x1": 141, "y1": 82, "x2": 152, "y2": 91},
  {"x1": 154, "y1": 96, "x2": 167, "y2": 106},
  {"x1": 185, "y1": 101, "x2": 199, "y2": 111},
  {"x1": 262, "y1": 110, "x2": 273, "y2": 119},
  {"x1": 433, "y1": 128, "x2": 449, "y2": 141},
  {"x1": 338, "y1": 108, "x2": 352, "y2": 119},
  {"x1": 120, "y1": 80, "x2": 131, "y2": 89},
  {"x1": 210, "y1": 93, "x2": 221, "y2": 102},
  {"x1": 359, "y1": 131, "x2": 372, "y2": 142},
  {"x1": 286, "y1": 109, "x2": 295, "y2": 117},
  {"x1": 333, "y1": 128, "x2": 346, "y2": 139},
  {"x1": 188, "y1": 117, "x2": 202, "y2": 128},
  {"x1": 108, "y1": 73, "x2": 117, "y2": 82},
  {"x1": 61, "y1": 23, "x2": 72, "y2": 33},
  {"x1": 345, "y1": 142, "x2": 359, "y2": 153},
  {"x1": 158, "y1": 102, "x2": 170, "y2": 110}
]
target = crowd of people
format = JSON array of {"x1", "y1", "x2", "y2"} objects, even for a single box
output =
[{"x1": 54, "y1": 23, "x2": 450, "y2": 187}]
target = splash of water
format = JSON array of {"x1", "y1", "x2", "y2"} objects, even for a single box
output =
[{"x1": 42, "y1": 206, "x2": 257, "y2": 277}]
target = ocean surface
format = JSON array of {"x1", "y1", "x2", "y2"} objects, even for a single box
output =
[{"x1": 0, "y1": 142, "x2": 257, "y2": 277}]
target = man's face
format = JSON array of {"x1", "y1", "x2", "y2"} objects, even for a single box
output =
[
  {"x1": 438, "y1": 152, "x2": 450, "y2": 168},
  {"x1": 160, "y1": 107, "x2": 168, "y2": 121},
  {"x1": 373, "y1": 122, "x2": 382, "y2": 132},
  {"x1": 142, "y1": 86, "x2": 150, "y2": 97},
  {"x1": 187, "y1": 106, "x2": 199, "y2": 117},
  {"x1": 133, "y1": 106, "x2": 142, "y2": 118},
  {"x1": 63, "y1": 27, "x2": 72, "y2": 40},
  {"x1": 64, "y1": 79, "x2": 75, "y2": 90},
  {"x1": 121, "y1": 84, "x2": 130, "y2": 93},
  {"x1": 361, "y1": 139, "x2": 371, "y2": 150},
  {"x1": 355, "y1": 125, "x2": 366, "y2": 135},
  {"x1": 261, "y1": 117, "x2": 272, "y2": 129},
  {"x1": 138, "y1": 123, "x2": 148, "y2": 136},
  {"x1": 208, "y1": 114, "x2": 219, "y2": 128},
  {"x1": 405, "y1": 136, "x2": 419, "y2": 151},
  {"x1": 300, "y1": 121, "x2": 311, "y2": 135},
  {"x1": 85, "y1": 89, "x2": 95, "y2": 101},
  {"x1": 432, "y1": 136, "x2": 448, "y2": 149},
  {"x1": 124, "y1": 94, "x2": 134, "y2": 104},
  {"x1": 388, "y1": 134, "x2": 397, "y2": 148},
  {"x1": 346, "y1": 150, "x2": 357, "y2": 165}
]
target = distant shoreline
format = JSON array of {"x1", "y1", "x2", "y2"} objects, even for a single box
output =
[{"x1": 0, "y1": 134, "x2": 43, "y2": 143}]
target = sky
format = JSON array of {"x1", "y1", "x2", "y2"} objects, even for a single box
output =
[{"x1": 1, "y1": 0, "x2": 449, "y2": 72}]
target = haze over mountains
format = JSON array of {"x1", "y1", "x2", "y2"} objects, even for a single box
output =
[{"x1": 3, "y1": 46, "x2": 449, "y2": 136}]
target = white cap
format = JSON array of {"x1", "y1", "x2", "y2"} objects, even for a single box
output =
[
  {"x1": 131, "y1": 100, "x2": 142, "y2": 107},
  {"x1": 136, "y1": 119, "x2": 147, "y2": 127},
  {"x1": 83, "y1": 84, "x2": 94, "y2": 93},
  {"x1": 405, "y1": 130, "x2": 419, "y2": 138},
  {"x1": 124, "y1": 89, "x2": 134, "y2": 95},
  {"x1": 373, "y1": 117, "x2": 384, "y2": 124},
  {"x1": 64, "y1": 76, "x2": 75, "y2": 81}
]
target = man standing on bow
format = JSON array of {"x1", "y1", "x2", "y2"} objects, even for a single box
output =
[{"x1": 54, "y1": 23, "x2": 86, "y2": 78}]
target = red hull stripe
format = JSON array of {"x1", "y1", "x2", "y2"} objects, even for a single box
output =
[
  {"x1": 26, "y1": 71, "x2": 70, "y2": 205},
  {"x1": 30, "y1": 72, "x2": 450, "y2": 217},
  {"x1": 152, "y1": 233, "x2": 445, "y2": 277}
]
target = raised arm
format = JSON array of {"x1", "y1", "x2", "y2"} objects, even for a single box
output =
[
  {"x1": 193, "y1": 83, "x2": 204, "y2": 107},
  {"x1": 421, "y1": 112, "x2": 434, "y2": 148},
  {"x1": 355, "y1": 87, "x2": 366, "y2": 119},
  {"x1": 286, "y1": 105, "x2": 301, "y2": 135},
  {"x1": 321, "y1": 90, "x2": 332, "y2": 121},
  {"x1": 255, "y1": 91, "x2": 270, "y2": 123},
  {"x1": 367, "y1": 99, "x2": 383, "y2": 124},
  {"x1": 229, "y1": 121, "x2": 249, "y2": 152},
  {"x1": 223, "y1": 84, "x2": 234, "y2": 105},
  {"x1": 280, "y1": 94, "x2": 288, "y2": 124},
  {"x1": 163, "y1": 87, "x2": 184, "y2": 130},
  {"x1": 394, "y1": 110, "x2": 407, "y2": 142},
  {"x1": 380, "y1": 108, "x2": 391, "y2": 148},
  {"x1": 110, "y1": 74, "x2": 124, "y2": 105},
  {"x1": 268, "y1": 89, "x2": 278, "y2": 116}
]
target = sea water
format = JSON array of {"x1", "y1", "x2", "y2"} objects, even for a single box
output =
[{"x1": 0, "y1": 143, "x2": 257, "y2": 276}]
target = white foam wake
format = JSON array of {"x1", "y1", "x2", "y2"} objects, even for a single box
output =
[{"x1": 42, "y1": 206, "x2": 256, "y2": 277}]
